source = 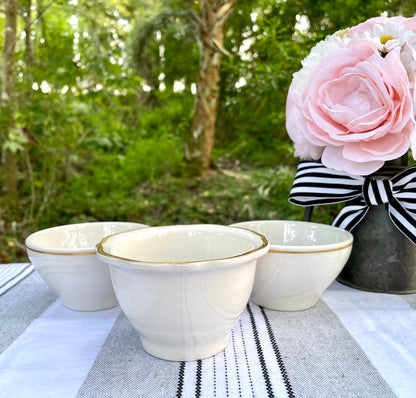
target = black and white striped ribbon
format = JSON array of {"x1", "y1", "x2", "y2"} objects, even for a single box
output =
[{"x1": 289, "y1": 161, "x2": 416, "y2": 245}]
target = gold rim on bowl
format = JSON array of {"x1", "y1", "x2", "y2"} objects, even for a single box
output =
[
  {"x1": 268, "y1": 241, "x2": 353, "y2": 254},
  {"x1": 96, "y1": 225, "x2": 269, "y2": 265},
  {"x1": 26, "y1": 246, "x2": 96, "y2": 256}
]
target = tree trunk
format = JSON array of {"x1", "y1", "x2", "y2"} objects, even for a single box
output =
[
  {"x1": 1, "y1": 0, "x2": 19, "y2": 208},
  {"x1": 24, "y1": 0, "x2": 35, "y2": 91},
  {"x1": 185, "y1": 0, "x2": 235, "y2": 175}
]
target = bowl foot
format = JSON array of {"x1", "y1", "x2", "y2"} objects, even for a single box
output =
[{"x1": 140, "y1": 334, "x2": 231, "y2": 362}]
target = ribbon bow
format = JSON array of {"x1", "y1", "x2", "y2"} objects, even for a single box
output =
[{"x1": 289, "y1": 161, "x2": 416, "y2": 244}]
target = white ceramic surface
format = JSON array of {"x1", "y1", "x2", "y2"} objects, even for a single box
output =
[
  {"x1": 96, "y1": 224, "x2": 269, "y2": 361},
  {"x1": 26, "y1": 222, "x2": 148, "y2": 311},
  {"x1": 231, "y1": 220, "x2": 353, "y2": 311}
]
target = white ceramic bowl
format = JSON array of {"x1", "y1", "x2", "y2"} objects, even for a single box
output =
[
  {"x1": 25, "y1": 222, "x2": 148, "y2": 311},
  {"x1": 230, "y1": 220, "x2": 353, "y2": 311},
  {"x1": 96, "y1": 224, "x2": 269, "y2": 361}
]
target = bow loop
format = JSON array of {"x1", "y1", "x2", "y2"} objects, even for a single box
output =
[{"x1": 289, "y1": 161, "x2": 416, "y2": 245}]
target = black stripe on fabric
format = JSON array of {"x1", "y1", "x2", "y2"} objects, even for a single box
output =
[
  {"x1": 247, "y1": 303, "x2": 274, "y2": 398},
  {"x1": 393, "y1": 182, "x2": 409, "y2": 192},
  {"x1": 297, "y1": 160, "x2": 323, "y2": 167},
  {"x1": 260, "y1": 307, "x2": 295, "y2": 398},
  {"x1": 290, "y1": 192, "x2": 359, "y2": 199},
  {"x1": 391, "y1": 197, "x2": 416, "y2": 227},
  {"x1": 231, "y1": 330, "x2": 242, "y2": 397},
  {"x1": 195, "y1": 360, "x2": 202, "y2": 398},
  {"x1": 392, "y1": 207, "x2": 416, "y2": 230},
  {"x1": 333, "y1": 205, "x2": 368, "y2": 230},
  {"x1": 384, "y1": 179, "x2": 394, "y2": 202},
  {"x1": 291, "y1": 181, "x2": 360, "y2": 191},
  {"x1": 289, "y1": 191, "x2": 356, "y2": 199},
  {"x1": 389, "y1": 199, "x2": 416, "y2": 244},
  {"x1": 294, "y1": 171, "x2": 358, "y2": 181},
  {"x1": 393, "y1": 178, "x2": 416, "y2": 191},
  {"x1": 176, "y1": 362, "x2": 186, "y2": 398},
  {"x1": 213, "y1": 353, "x2": 217, "y2": 397},
  {"x1": 400, "y1": 185, "x2": 416, "y2": 192},
  {"x1": 295, "y1": 162, "x2": 358, "y2": 178},
  {"x1": 294, "y1": 172, "x2": 357, "y2": 181},
  {"x1": 389, "y1": 213, "x2": 416, "y2": 245},
  {"x1": 290, "y1": 187, "x2": 359, "y2": 195},
  {"x1": 340, "y1": 213, "x2": 368, "y2": 231},
  {"x1": 290, "y1": 190, "x2": 360, "y2": 201},
  {"x1": 0, "y1": 266, "x2": 34, "y2": 297},
  {"x1": 290, "y1": 198, "x2": 346, "y2": 206},
  {"x1": 223, "y1": 347, "x2": 229, "y2": 397},
  {"x1": 333, "y1": 209, "x2": 355, "y2": 226},
  {"x1": 239, "y1": 319, "x2": 255, "y2": 397},
  {"x1": 362, "y1": 178, "x2": 371, "y2": 205},
  {"x1": 398, "y1": 186, "x2": 416, "y2": 193},
  {"x1": 371, "y1": 180, "x2": 383, "y2": 205},
  {"x1": 391, "y1": 165, "x2": 416, "y2": 184},
  {"x1": 290, "y1": 193, "x2": 360, "y2": 201},
  {"x1": 398, "y1": 196, "x2": 416, "y2": 204}
]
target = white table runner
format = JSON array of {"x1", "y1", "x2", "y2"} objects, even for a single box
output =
[{"x1": 1, "y1": 263, "x2": 415, "y2": 397}]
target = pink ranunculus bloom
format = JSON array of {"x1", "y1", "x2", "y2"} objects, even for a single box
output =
[
  {"x1": 286, "y1": 39, "x2": 415, "y2": 175},
  {"x1": 351, "y1": 16, "x2": 416, "y2": 35}
]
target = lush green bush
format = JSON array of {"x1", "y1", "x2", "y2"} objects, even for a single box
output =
[{"x1": 54, "y1": 132, "x2": 184, "y2": 219}]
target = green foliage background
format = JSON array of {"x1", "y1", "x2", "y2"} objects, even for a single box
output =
[{"x1": 1, "y1": 0, "x2": 415, "y2": 261}]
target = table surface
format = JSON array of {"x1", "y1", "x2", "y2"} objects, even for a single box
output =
[{"x1": 1, "y1": 263, "x2": 416, "y2": 398}]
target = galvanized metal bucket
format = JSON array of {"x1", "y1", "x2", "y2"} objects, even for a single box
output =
[
  {"x1": 336, "y1": 156, "x2": 416, "y2": 294},
  {"x1": 336, "y1": 201, "x2": 416, "y2": 294}
]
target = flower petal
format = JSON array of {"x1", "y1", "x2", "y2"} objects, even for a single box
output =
[{"x1": 321, "y1": 146, "x2": 384, "y2": 175}]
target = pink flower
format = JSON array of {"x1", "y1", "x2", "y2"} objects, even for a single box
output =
[
  {"x1": 351, "y1": 16, "x2": 416, "y2": 35},
  {"x1": 286, "y1": 39, "x2": 415, "y2": 175}
]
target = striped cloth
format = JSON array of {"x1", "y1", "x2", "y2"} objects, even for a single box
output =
[
  {"x1": 1, "y1": 263, "x2": 416, "y2": 397},
  {"x1": 0, "y1": 263, "x2": 34, "y2": 296}
]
